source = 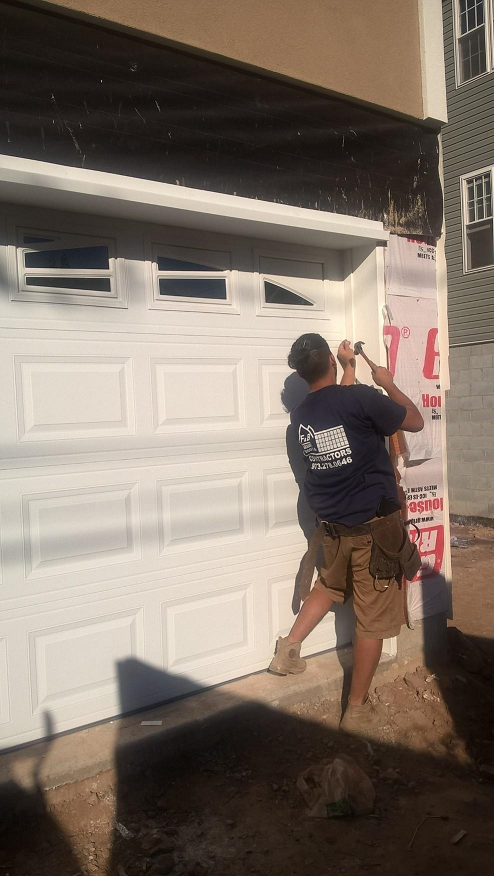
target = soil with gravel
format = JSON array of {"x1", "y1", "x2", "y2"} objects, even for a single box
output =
[{"x1": 1, "y1": 524, "x2": 493, "y2": 876}]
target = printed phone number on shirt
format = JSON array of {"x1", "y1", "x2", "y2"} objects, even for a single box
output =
[{"x1": 308, "y1": 456, "x2": 354, "y2": 470}]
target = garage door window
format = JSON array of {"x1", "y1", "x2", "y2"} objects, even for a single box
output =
[
  {"x1": 151, "y1": 244, "x2": 237, "y2": 313},
  {"x1": 264, "y1": 280, "x2": 314, "y2": 306},
  {"x1": 14, "y1": 227, "x2": 122, "y2": 306},
  {"x1": 256, "y1": 252, "x2": 327, "y2": 317}
]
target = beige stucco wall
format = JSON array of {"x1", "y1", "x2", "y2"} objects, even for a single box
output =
[{"x1": 38, "y1": 0, "x2": 424, "y2": 119}]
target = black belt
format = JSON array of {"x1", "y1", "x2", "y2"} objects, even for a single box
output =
[
  {"x1": 320, "y1": 520, "x2": 372, "y2": 538},
  {"x1": 318, "y1": 510, "x2": 401, "y2": 539}
]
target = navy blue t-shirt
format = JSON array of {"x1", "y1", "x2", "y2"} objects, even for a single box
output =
[{"x1": 290, "y1": 384, "x2": 406, "y2": 526}]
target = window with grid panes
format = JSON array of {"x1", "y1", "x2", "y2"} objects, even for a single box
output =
[
  {"x1": 455, "y1": 0, "x2": 492, "y2": 83},
  {"x1": 464, "y1": 171, "x2": 493, "y2": 269}
]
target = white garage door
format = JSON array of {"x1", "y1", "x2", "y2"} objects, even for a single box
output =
[{"x1": 0, "y1": 205, "x2": 353, "y2": 748}]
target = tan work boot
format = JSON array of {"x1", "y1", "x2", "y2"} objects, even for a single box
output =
[
  {"x1": 340, "y1": 696, "x2": 379, "y2": 733},
  {"x1": 268, "y1": 637, "x2": 306, "y2": 676}
]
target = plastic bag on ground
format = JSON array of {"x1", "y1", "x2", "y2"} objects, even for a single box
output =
[{"x1": 297, "y1": 754, "x2": 375, "y2": 818}]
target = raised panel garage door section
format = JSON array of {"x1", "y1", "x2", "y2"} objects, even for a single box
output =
[{"x1": 0, "y1": 207, "x2": 354, "y2": 748}]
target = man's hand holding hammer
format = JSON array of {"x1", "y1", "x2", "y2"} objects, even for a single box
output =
[
  {"x1": 371, "y1": 366, "x2": 424, "y2": 433},
  {"x1": 353, "y1": 339, "x2": 424, "y2": 433}
]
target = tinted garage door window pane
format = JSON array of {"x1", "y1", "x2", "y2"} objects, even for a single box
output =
[
  {"x1": 24, "y1": 246, "x2": 110, "y2": 270},
  {"x1": 264, "y1": 280, "x2": 313, "y2": 306},
  {"x1": 159, "y1": 278, "x2": 227, "y2": 299}
]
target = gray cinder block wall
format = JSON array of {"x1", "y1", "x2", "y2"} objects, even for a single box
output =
[{"x1": 447, "y1": 342, "x2": 494, "y2": 520}]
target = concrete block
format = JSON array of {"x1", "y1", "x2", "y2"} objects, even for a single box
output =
[
  {"x1": 480, "y1": 422, "x2": 494, "y2": 435},
  {"x1": 446, "y1": 445, "x2": 461, "y2": 461},
  {"x1": 466, "y1": 476, "x2": 488, "y2": 491},
  {"x1": 471, "y1": 460, "x2": 494, "y2": 475},
  {"x1": 469, "y1": 381, "x2": 493, "y2": 397},
  {"x1": 462, "y1": 396, "x2": 483, "y2": 410},
  {"x1": 470, "y1": 354, "x2": 493, "y2": 369},
  {"x1": 479, "y1": 437, "x2": 494, "y2": 450},
  {"x1": 447, "y1": 435, "x2": 465, "y2": 448},
  {"x1": 449, "y1": 345, "x2": 469, "y2": 358},
  {"x1": 445, "y1": 395, "x2": 460, "y2": 411},
  {"x1": 449, "y1": 474, "x2": 469, "y2": 491},
  {"x1": 450, "y1": 497, "x2": 468, "y2": 515},
  {"x1": 480, "y1": 342, "x2": 494, "y2": 355},
  {"x1": 469, "y1": 408, "x2": 494, "y2": 422},
  {"x1": 450, "y1": 488, "x2": 475, "y2": 502},
  {"x1": 457, "y1": 421, "x2": 476, "y2": 436},
  {"x1": 461, "y1": 447, "x2": 484, "y2": 463},
  {"x1": 448, "y1": 381, "x2": 471, "y2": 398},
  {"x1": 465, "y1": 368, "x2": 483, "y2": 382},
  {"x1": 466, "y1": 492, "x2": 490, "y2": 514},
  {"x1": 451, "y1": 493, "x2": 490, "y2": 517},
  {"x1": 449, "y1": 351, "x2": 470, "y2": 368},
  {"x1": 466, "y1": 436, "x2": 493, "y2": 450},
  {"x1": 446, "y1": 420, "x2": 460, "y2": 436}
]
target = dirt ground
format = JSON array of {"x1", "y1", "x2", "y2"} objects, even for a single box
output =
[{"x1": 1, "y1": 523, "x2": 494, "y2": 876}]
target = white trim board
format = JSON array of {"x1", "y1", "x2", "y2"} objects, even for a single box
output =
[
  {"x1": 0, "y1": 155, "x2": 388, "y2": 249},
  {"x1": 418, "y1": 0, "x2": 448, "y2": 124}
]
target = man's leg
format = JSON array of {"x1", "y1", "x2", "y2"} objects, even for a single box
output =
[
  {"x1": 341, "y1": 530, "x2": 402, "y2": 730},
  {"x1": 348, "y1": 633, "x2": 383, "y2": 705},
  {"x1": 287, "y1": 587, "x2": 334, "y2": 643}
]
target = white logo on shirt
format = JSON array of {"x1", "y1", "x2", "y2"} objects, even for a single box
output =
[{"x1": 298, "y1": 424, "x2": 353, "y2": 470}]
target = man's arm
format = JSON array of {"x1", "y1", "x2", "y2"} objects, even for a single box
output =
[
  {"x1": 371, "y1": 367, "x2": 424, "y2": 433},
  {"x1": 337, "y1": 340, "x2": 356, "y2": 386}
]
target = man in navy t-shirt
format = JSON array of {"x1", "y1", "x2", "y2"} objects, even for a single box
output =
[{"x1": 269, "y1": 333, "x2": 424, "y2": 733}]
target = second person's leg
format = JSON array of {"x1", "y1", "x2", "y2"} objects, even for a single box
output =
[
  {"x1": 268, "y1": 535, "x2": 348, "y2": 675},
  {"x1": 287, "y1": 586, "x2": 334, "y2": 643}
]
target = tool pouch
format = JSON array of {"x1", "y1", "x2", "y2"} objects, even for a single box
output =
[{"x1": 369, "y1": 517, "x2": 421, "y2": 583}]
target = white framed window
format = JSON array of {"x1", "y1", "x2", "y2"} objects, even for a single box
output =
[
  {"x1": 461, "y1": 167, "x2": 494, "y2": 270},
  {"x1": 454, "y1": 0, "x2": 494, "y2": 85},
  {"x1": 12, "y1": 226, "x2": 125, "y2": 307},
  {"x1": 255, "y1": 251, "x2": 329, "y2": 318},
  {"x1": 149, "y1": 243, "x2": 239, "y2": 314}
]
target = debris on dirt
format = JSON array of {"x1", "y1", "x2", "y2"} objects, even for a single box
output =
[
  {"x1": 297, "y1": 755, "x2": 375, "y2": 818},
  {"x1": 479, "y1": 764, "x2": 494, "y2": 781},
  {"x1": 407, "y1": 815, "x2": 448, "y2": 850},
  {"x1": 450, "y1": 536, "x2": 470, "y2": 548},
  {"x1": 380, "y1": 768, "x2": 407, "y2": 785},
  {"x1": 451, "y1": 829, "x2": 467, "y2": 845},
  {"x1": 404, "y1": 672, "x2": 425, "y2": 696},
  {"x1": 115, "y1": 822, "x2": 133, "y2": 839},
  {"x1": 422, "y1": 691, "x2": 440, "y2": 703},
  {"x1": 141, "y1": 720, "x2": 163, "y2": 726}
]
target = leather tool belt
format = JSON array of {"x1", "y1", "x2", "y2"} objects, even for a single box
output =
[{"x1": 298, "y1": 511, "x2": 420, "y2": 602}]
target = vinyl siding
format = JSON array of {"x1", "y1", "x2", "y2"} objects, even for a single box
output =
[{"x1": 442, "y1": 0, "x2": 494, "y2": 346}]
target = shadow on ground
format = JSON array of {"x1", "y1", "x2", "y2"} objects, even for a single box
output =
[{"x1": 1, "y1": 626, "x2": 494, "y2": 876}]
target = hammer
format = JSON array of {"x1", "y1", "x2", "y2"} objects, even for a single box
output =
[{"x1": 354, "y1": 340, "x2": 379, "y2": 372}]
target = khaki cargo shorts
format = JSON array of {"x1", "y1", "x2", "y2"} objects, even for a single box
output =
[{"x1": 314, "y1": 520, "x2": 403, "y2": 639}]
